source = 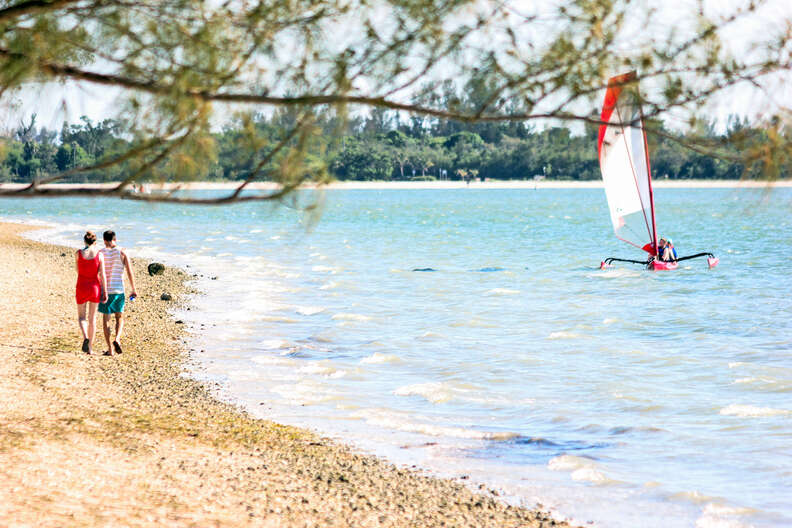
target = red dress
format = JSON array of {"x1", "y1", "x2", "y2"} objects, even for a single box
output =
[{"x1": 75, "y1": 251, "x2": 101, "y2": 304}]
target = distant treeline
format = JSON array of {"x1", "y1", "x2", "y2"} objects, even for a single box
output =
[{"x1": 0, "y1": 100, "x2": 766, "y2": 184}]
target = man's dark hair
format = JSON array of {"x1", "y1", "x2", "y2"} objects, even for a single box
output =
[{"x1": 103, "y1": 230, "x2": 116, "y2": 242}]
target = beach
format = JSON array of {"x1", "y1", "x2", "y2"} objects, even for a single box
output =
[
  {"x1": 1, "y1": 179, "x2": 791, "y2": 193},
  {"x1": 1, "y1": 185, "x2": 788, "y2": 527},
  {"x1": 0, "y1": 221, "x2": 572, "y2": 527}
]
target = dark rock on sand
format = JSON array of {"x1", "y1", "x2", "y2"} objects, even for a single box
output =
[
  {"x1": 160, "y1": 293, "x2": 173, "y2": 301},
  {"x1": 148, "y1": 262, "x2": 166, "y2": 276}
]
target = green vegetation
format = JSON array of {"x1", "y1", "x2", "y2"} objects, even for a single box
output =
[
  {"x1": 0, "y1": 0, "x2": 789, "y2": 200},
  {"x1": 0, "y1": 104, "x2": 766, "y2": 184}
]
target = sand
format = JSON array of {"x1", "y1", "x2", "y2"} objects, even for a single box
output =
[{"x1": 0, "y1": 222, "x2": 575, "y2": 527}]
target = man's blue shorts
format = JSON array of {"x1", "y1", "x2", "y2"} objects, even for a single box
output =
[{"x1": 99, "y1": 293, "x2": 125, "y2": 314}]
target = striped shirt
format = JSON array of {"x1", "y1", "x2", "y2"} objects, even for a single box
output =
[{"x1": 100, "y1": 246, "x2": 125, "y2": 294}]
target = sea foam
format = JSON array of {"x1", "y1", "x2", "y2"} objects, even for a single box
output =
[
  {"x1": 332, "y1": 313, "x2": 372, "y2": 322},
  {"x1": 485, "y1": 288, "x2": 520, "y2": 296},
  {"x1": 352, "y1": 409, "x2": 519, "y2": 440},
  {"x1": 719, "y1": 404, "x2": 789, "y2": 417},
  {"x1": 360, "y1": 353, "x2": 402, "y2": 364},
  {"x1": 547, "y1": 331, "x2": 581, "y2": 340}
]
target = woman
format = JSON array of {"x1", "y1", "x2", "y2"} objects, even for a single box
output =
[{"x1": 75, "y1": 231, "x2": 108, "y2": 354}]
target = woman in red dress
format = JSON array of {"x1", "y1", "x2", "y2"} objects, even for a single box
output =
[{"x1": 75, "y1": 231, "x2": 108, "y2": 354}]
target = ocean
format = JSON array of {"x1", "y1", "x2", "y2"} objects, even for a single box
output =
[{"x1": 2, "y1": 187, "x2": 791, "y2": 527}]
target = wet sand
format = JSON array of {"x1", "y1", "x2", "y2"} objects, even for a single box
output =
[{"x1": 0, "y1": 222, "x2": 575, "y2": 527}]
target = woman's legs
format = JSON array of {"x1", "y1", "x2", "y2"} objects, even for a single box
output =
[
  {"x1": 86, "y1": 302, "x2": 98, "y2": 352},
  {"x1": 77, "y1": 302, "x2": 89, "y2": 339}
]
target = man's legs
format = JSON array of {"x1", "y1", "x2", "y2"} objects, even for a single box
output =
[
  {"x1": 102, "y1": 313, "x2": 113, "y2": 353},
  {"x1": 114, "y1": 312, "x2": 124, "y2": 349}
]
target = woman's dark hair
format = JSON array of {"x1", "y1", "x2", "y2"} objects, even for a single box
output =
[{"x1": 84, "y1": 231, "x2": 97, "y2": 245}]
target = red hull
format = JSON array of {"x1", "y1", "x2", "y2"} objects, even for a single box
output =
[{"x1": 651, "y1": 260, "x2": 678, "y2": 271}]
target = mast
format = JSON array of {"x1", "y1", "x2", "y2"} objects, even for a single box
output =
[{"x1": 640, "y1": 112, "x2": 659, "y2": 256}]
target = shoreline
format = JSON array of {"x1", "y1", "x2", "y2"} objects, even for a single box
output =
[
  {"x1": 0, "y1": 221, "x2": 576, "y2": 527},
  {"x1": 1, "y1": 179, "x2": 790, "y2": 191}
]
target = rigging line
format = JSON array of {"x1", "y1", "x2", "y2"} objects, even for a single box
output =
[
  {"x1": 613, "y1": 100, "x2": 653, "y2": 248},
  {"x1": 613, "y1": 105, "x2": 652, "y2": 247},
  {"x1": 615, "y1": 233, "x2": 644, "y2": 251}
]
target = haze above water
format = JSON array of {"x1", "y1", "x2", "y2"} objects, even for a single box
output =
[{"x1": 3, "y1": 188, "x2": 791, "y2": 528}]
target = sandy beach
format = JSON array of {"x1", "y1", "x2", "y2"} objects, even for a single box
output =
[
  {"x1": 0, "y1": 222, "x2": 574, "y2": 527},
  {"x1": 1, "y1": 179, "x2": 790, "y2": 193}
]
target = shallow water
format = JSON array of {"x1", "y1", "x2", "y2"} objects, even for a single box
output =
[{"x1": 3, "y1": 187, "x2": 791, "y2": 527}]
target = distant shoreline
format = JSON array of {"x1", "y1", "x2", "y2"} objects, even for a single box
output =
[{"x1": 2, "y1": 179, "x2": 790, "y2": 191}]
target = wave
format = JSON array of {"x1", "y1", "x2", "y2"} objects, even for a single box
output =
[
  {"x1": 260, "y1": 315, "x2": 299, "y2": 324},
  {"x1": 270, "y1": 380, "x2": 341, "y2": 405},
  {"x1": 295, "y1": 306, "x2": 325, "y2": 316},
  {"x1": 719, "y1": 404, "x2": 790, "y2": 417},
  {"x1": 548, "y1": 454, "x2": 614, "y2": 484},
  {"x1": 351, "y1": 409, "x2": 519, "y2": 441},
  {"x1": 394, "y1": 382, "x2": 456, "y2": 404},
  {"x1": 547, "y1": 331, "x2": 582, "y2": 340},
  {"x1": 298, "y1": 362, "x2": 346, "y2": 378},
  {"x1": 258, "y1": 339, "x2": 291, "y2": 350},
  {"x1": 694, "y1": 503, "x2": 756, "y2": 528},
  {"x1": 332, "y1": 313, "x2": 372, "y2": 322},
  {"x1": 485, "y1": 288, "x2": 520, "y2": 296},
  {"x1": 449, "y1": 318, "x2": 497, "y2": 328},
  {"x1": 392, "y1": 381, "x2": 525, "y2": 407},
  {"x1": 251, "y1": 354, "x2": 295, "y2": 366},
  {"x1": 360, "y1": 353, "x2": 402, "y2": 365}
]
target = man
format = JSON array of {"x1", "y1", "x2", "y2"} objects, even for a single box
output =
[
  {"x1": 99, "y1": 230, "x2": 137, "y2": 355},
  {"x1": 657, "y1": 237, "x2": 678, "y2": 262}
]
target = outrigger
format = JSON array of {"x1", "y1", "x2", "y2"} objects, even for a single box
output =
[{"x1": 596, "y1": 72, "x2": 719, "y2": 271}]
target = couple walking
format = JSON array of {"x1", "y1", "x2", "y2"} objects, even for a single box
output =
[{"x1": 75, "y1": 230, "x2": 137, "y2": 355}]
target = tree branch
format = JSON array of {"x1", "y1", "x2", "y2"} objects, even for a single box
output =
[{"x1": 0, "y1": 0, "x2": 81, "y2": 23}]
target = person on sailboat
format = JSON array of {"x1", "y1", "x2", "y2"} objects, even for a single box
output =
[{"x1": 657, "y1": 238, "x2": 677, "y2": 262}]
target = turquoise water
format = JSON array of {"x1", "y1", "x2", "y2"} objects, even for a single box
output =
[{"x1": 2, "y1": 188, "x2": 791, "y2": 527}]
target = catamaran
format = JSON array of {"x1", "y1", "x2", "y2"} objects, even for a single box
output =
[{"x1": 597, "y1": 72, "x2": 719, "y2": 271}]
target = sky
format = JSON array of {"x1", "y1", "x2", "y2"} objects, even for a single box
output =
[{"x1": 3, "y1": 0, "x2": 791, "y2": 135}]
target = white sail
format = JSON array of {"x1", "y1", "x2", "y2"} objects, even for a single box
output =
[{"x1": 597, "y1": 72, "x2": 657, "y2": 254}]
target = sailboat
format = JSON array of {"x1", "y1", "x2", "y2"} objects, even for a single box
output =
[{"x1": 597, "y1": 72, "x2": 719, "y2": 271}]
